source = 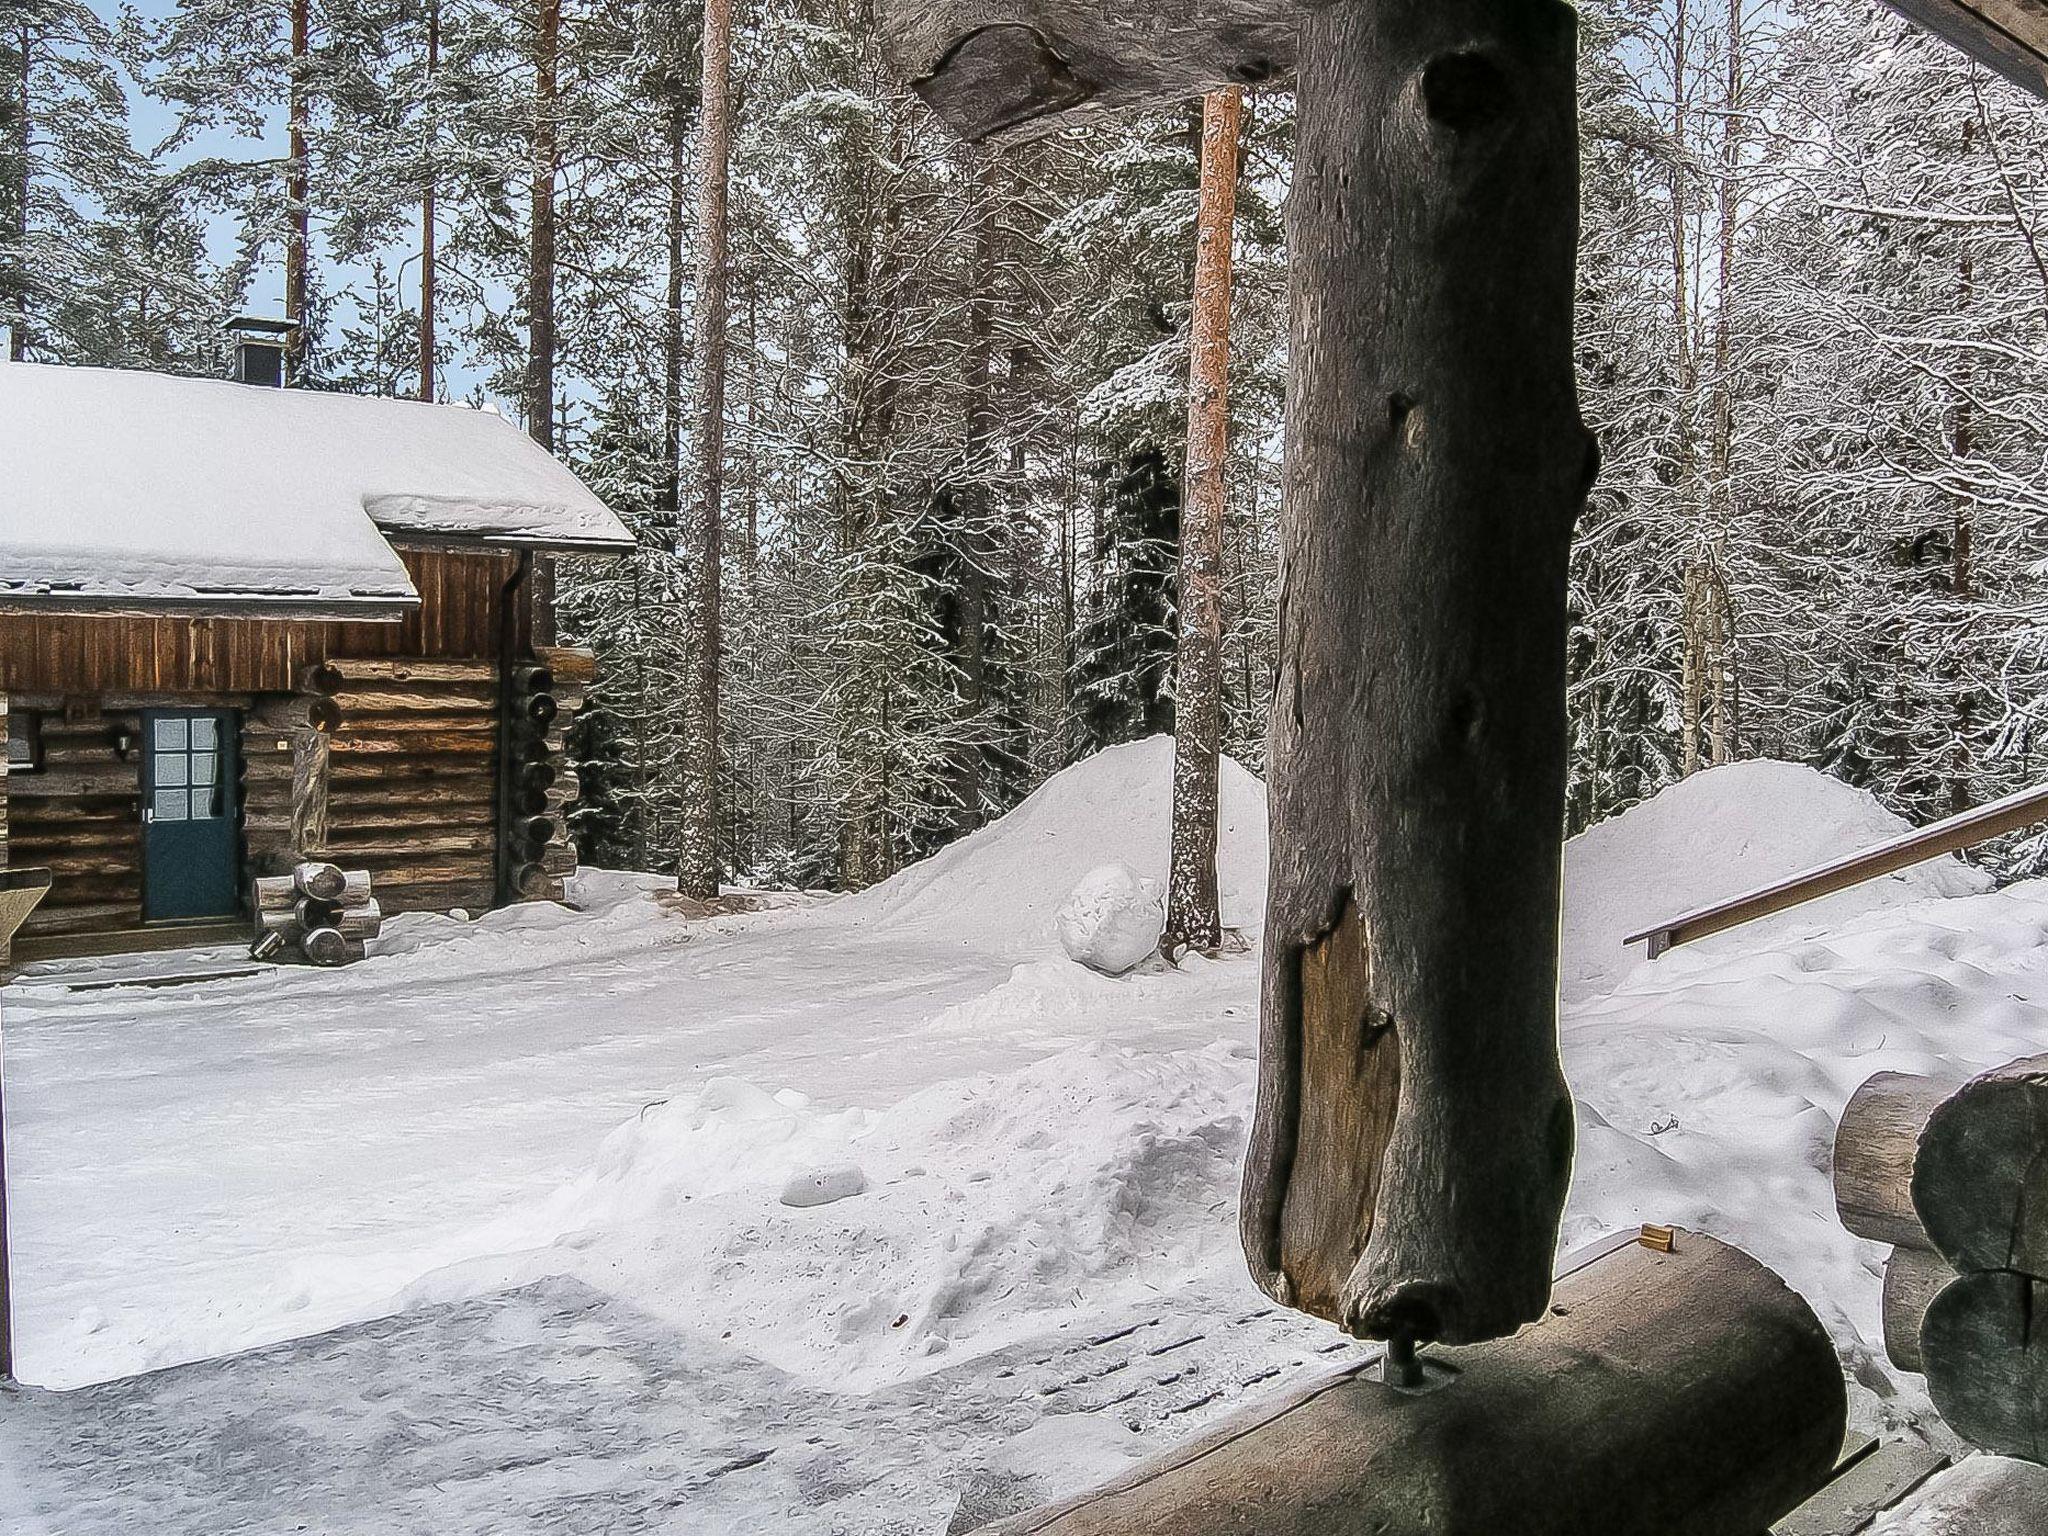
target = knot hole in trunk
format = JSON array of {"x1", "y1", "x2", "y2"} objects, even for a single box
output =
[{"x1": 1420, "y1": 51, "x2": 1512, "y2": 134}]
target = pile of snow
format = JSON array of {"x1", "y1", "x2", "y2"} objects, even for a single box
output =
[
  {"x1": 1055, "y1": 864, "x2": 1165, "y2": 974},
  {"x1": 1561, "y1": 760, "x2": 1992, "y2": 1001},
  {"x1": 415, "y1": 1041, "x2": 1255, "y2": 1392},
  {"x1": 833, "y1": 736, "x2": 1266, "y2": 960}
]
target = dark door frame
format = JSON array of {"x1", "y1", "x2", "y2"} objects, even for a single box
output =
[{"x1": 139, "y1": 707, "x2": 244, "y2": 925}]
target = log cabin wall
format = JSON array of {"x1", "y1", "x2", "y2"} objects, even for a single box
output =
[
  {"x1": 0, "y1": 551, "x2": 591, "y2": 949},
  {"x1": 291, "y1": 659, "x2": 501, "y2": 914},
  {"x1": 4, "y1": 700, "x2": 146, "y2": 939}
]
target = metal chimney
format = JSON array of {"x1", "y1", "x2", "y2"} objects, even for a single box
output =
[{"x1": 225, "y1": 316, "x2": 293, "y2": 387}]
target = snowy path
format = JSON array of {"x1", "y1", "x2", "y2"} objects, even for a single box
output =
[{"x1": 2, "y1": 893, "x2": 1247, "y2": 1388}]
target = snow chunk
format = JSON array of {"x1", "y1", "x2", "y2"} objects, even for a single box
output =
[
  {"x1": 1562, "y1": 760, "x2": 1993, "y2": 1001},
  {"x1": 1056, "y1": 864, "x2": 1164, "y2": 974},
  {"x1": 779, "y1": 1165, "x2": 867, "y2": 1208}
]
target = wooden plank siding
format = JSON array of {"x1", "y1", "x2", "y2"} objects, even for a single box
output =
[{"x1": 0, "y1": 548, "x2": 527, "y2": 697}]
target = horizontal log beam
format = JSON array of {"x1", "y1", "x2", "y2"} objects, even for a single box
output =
[
  {"x1": 975, "y1": 1231, "x2": 1842, "y2": 1536},
  {"x1": 326, "y1": 732, "x2": 495, "y2": 756},
  {"x1": 304, "y1": 658, "x2": 496, "y2": 688},
  {"x1": 533, "y1": 644, "x2": 599, "y2": 684},
  {"x1": 1876, "y1": 0, "x2": 2048, "y2": 101}
]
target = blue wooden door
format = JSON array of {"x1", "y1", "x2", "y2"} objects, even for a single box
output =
[{"x1": 141, "y1": 710, "x2": 241, "y2": 922}]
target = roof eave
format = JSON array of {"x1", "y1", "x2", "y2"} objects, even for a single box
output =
[
  {"x1": 0, "y1": 591, "x2": 420, "y2": 623},
  {"x1": 382, "y1": 531, "x2": 638, "y2": 557},
  {"x1": 1879, "y1": 0, "x2": 2048, "y2": 99}
]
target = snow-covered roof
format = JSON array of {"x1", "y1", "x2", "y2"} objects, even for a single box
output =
[{"x1": 0, "y1": 362, "x2": 633, "y2": 620}]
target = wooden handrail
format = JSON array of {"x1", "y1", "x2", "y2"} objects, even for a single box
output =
[{"x1": 1625, "y1": 782, "x2": 2048, "y2": 959}]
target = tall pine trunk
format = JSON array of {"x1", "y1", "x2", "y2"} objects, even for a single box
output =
[
  {"x1": 418, "y1": 0, "x2": 438, "y2": 401},
  {"x1": 6, "y1": 20, "x2": 29, "y2": 361},
  {"x1": 285, "y1": 0, "x2": 309, "y2": 383},
  {"x1": 678, "y1": 0, "x2": 733, "y2": 899},
  {"x1": 949, "y1": 164, "x2": 1000, "y2": 835},
  {"x1": 661, "y1": 71, "x2": 687, "y2": 542},
  {"x1": 526, "y1": 0, "x2": 560, "y2": 642},
  {"x1": 1950, "y1": 115, "x2": 1978, "y2": 814},
  {"x1": 1163, "y1": 86, "x2": 1241, "y2": 956}
]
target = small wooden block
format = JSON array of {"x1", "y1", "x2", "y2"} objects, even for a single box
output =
[{"x1": 1639, "y1": 1224, "x2": 1676, "y2": 1253}]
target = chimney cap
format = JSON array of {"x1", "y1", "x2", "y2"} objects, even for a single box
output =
[{"x1": 225, "y1": 314, "x2": 294, "y2": 338}]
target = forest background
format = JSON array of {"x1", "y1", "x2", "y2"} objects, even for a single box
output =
[{"x1": 7, "y1": 0, "x2": 2046, "y2": 887}]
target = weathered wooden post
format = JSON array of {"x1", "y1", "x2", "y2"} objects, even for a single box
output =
[
  {"x1": 0, "y1": 866, "x2": 52, "y2": 1382},
  {"x1": 884, "y1": 0, "x2": 1592, "y2": 1346}
]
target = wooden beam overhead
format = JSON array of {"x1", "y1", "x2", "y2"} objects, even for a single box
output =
[{"x1": 1877, "y1": 0, "x2": 2048, "y2": 99}]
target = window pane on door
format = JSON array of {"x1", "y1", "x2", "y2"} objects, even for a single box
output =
[
  {"x1": 154, "y1": 718, "x2": 188, "y2": 752},
  {"x1": 190, "y1": 754, "x2": 216, "y2": 786},
  {"x1": 156, "y1": 755, "x2": 189, "y2": 787},
  {"x1": 153, "y1": 788, "x2": 189, "y2": 822},
  {"x1": 190, "y1": 718, "x2": 218, "y2": 750}
]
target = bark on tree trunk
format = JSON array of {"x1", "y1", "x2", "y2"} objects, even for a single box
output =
[
  {"x1": 1163, "y1": 85, "x2": 1239, "y2": 958},
  {"x1": 286, "y1": 0, "x2": 310, "y2": 384},
  {"x1": 6, "y1": 22, "x2": 29, "y2": 362},
  {"x1": 662, "y1": 68, "x2": 688, "y2": 544},
  {"x1": 1240, "y1": 0, "x2": 1594, "y2": 1347},
  {"x1": 524, "y1": 0, "x2": 560, "y2": 645},
  {"x1": 418, "y1": 0, "x2": 438, "y2": 402},
  {"x1": 950, "y1": 162, "x2": 1000, "y2": 836},
  {"x1": 528, "y1": 0, "x2": 559, "y2": 450},
  {"x1": 678, "y1": 0, "x2": 733, "y2": 899}
]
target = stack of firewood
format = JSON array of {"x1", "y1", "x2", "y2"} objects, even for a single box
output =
[
  {"x1": 251, "y1": 861, "x2": 382, "y2": 966},
  {"x1": 1835, "y1": 1057, "x2": 2048, "y2": 1462}
]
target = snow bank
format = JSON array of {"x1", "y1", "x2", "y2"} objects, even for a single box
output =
[
  {"x1": 833, "y1": 737, "x2": 1267, "y2": 960},
  {"x1": 415, "y1": 1041, "x2": 1255, "y2": 1392},
  {"x1": 1562, "y1": 761, "x2": 1992, "y2": 1001}
]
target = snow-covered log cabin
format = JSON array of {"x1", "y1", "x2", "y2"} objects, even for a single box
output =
[{"x1": 0, "y1": 339, "x2": 634, "y2": 960}]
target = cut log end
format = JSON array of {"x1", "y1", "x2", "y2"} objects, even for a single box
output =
[
  {"x1": 1833, "y1": 1071, "x2": 1961, "y2": 1250},
  {"x1": 1923, "y1": 1269, "x2": 2048, "y2": 1463},
  {"x1": 1882, "y1": 1242, "x2": 1957, "y2": 1374},
  {"x1": 1916, "y1": 1059, "x2": 2048, "y2": 1274},
  {"x1": 300, "y1": 927, "x2": 351, "y2": 967}
]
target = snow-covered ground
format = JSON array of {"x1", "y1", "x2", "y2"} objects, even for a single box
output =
[{"x1": 4, "y1": 736, "x2": 2042, "y2": 1530}]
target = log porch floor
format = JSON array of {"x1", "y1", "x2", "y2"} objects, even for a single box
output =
[{"x1": 0, "y1": 1272, "x2": 1365, "y2": 1535}]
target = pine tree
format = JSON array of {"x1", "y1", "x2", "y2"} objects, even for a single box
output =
[{"x1": 1164, "y1": 85, "x2": 1241, "y2": 956}]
